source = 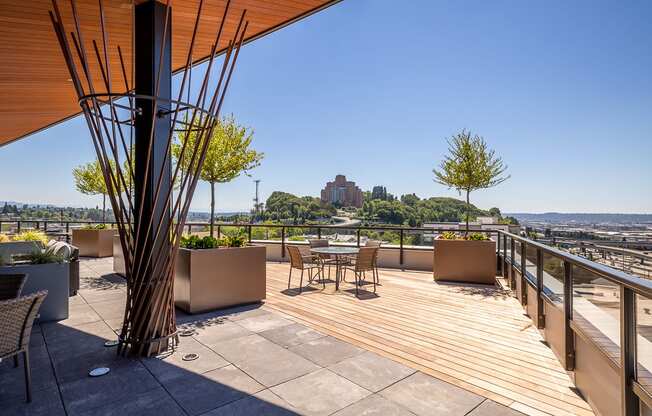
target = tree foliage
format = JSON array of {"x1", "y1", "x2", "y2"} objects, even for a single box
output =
[
  {"x1": 72, "y1": 160, "x2": 111, "y2": 221},
  {"x1": 173, "y1": 114, "x2": 263, "y2": 235},
  {"x1": 433, "y1": 130, "x2": 509, "y2": 234},
  {"x1": 263, "y1": 191, "x2": 336, "y2": 224}
]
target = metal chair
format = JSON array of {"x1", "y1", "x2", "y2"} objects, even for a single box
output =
[
  {"x1": 287, "y1": 246, "x2": 323, "y2": 293},
  {"x1": 0, "y1": 273, "x2": 27, "y2": 301},
  {"x1": 0, "y1": 291, "x2": 48, "y2": 403},
  {"x1": 308, "y1": 239, "x2": 337, "y2": 280},
  {"x1": 343, "y1": 247, "x2": 378, "y2": 296},
  {"x1": 365, "y1": 240, "x2": 382, "y2": 285}
]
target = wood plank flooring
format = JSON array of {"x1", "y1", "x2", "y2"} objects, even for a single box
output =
[{"x1": 263, "y1": 262, "x2": 594, "y2": 416}]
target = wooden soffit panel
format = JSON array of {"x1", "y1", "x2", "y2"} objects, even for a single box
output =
[{"x1": 0, "y1": 0, "x2": 339, "y2": 146}]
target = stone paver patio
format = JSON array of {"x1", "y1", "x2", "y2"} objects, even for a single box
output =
[{"x1": 0, "y1": 258, "x2": 524, "y2": 415}]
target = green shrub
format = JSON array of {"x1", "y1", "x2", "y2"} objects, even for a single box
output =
[
  {"x1": 12, "y1": 230, "x2": 49, "y2": 245},
  {"x1": 180, "y1": 235, "x2": 219, "y2": 249},
  {"x1": 83, "y1": 223, "x2": 107, "y2": 230},
  {"x1": 218, "y1": 234, "x2": 247, "y2": 248},
  {"x1": 17, "y1": 247, "x2": 64, "y2": 264},
  {"x1": 439, "y1": 231, "x2": 458, "y2": 240},
  {"x1": 468, "y1": 232, "x2": 489, "y2": 241}
]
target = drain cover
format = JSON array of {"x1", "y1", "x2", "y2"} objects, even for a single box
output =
[
  {"x1": 89, "y1": 367, "x2": 111, "y2": 377},
  {"x1": 179, "y1": 329, "x2": 195, "y2": 337},
  {"x1": 104, "y1": 340, "x2": 120, "y2": 347},
  {"x1": 182, "y1": 353, "x2": 199, "y2": 361}
]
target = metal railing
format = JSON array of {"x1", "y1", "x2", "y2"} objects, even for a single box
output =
[
  {"x1": 0, "y1": 219, "x2": 503, "y2": 266},
  {"x1": 496, "y1": 229, "x2": 652, "y2": 416}
]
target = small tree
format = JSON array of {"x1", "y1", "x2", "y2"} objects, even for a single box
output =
[
  {"x1": 73, "y1": 160, "x2": 109, "y2": 222},
  {"x1": 174, "y1": 115, "x2": 263, "y2": 236},
  {"x1": 433, "y1": 130, "x2": 509, "y2": 236}
]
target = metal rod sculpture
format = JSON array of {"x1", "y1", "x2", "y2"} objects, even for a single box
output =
[{"x1": 49, "y1": 0, "x2": 248, "y2": 356}]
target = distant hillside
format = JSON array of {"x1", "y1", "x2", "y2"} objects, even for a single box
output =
[{"x1": 507, "y1": 212, "x2": 652, "y2": 225}]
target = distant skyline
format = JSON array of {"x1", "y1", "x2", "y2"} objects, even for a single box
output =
[{"x1": 1, "y1": 0, "x2": 651, "y2": 214}]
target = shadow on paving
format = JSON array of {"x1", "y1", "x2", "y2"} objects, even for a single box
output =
[{"x1": 0, "y1": 302, "x2": 300, "y2": 416}]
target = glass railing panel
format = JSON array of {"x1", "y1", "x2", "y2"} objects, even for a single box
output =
[
  {"x1": 525, "y1": 243, "x2": 538, "y2": 279},
  {"x1": 572, "y1": 264, "x2": 621, "y2": 359},
  {"x1": 542, "y1": 252, "x2": 564, "y2": 304},
  {"x1": 513, "y1": 240, "x2": 522, "y2": 267},
  {"x1": 637, "y1": 293, "x2": 652, "y2": 396},
  {"x1": 404, "y1": 229, "x2": 434, "y2": 248},
  {"x1": 360, "y1": 228, "x2": 401, "y2": 246}
]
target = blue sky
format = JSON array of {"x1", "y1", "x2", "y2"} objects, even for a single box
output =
[{"x1": 1, "y1": 0, "x2": 651, "y2": 214}]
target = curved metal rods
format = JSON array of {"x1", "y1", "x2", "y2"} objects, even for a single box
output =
[{"x1": 49, "y1": 0, "x2": 248, "y2": 356}]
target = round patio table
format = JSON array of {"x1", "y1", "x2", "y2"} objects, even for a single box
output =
[{"x1": 310, "y1": 246, "x2": 359, "y2": 291}]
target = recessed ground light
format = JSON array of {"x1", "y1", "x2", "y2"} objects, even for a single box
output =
[
  {"x1": 182, "y1": 353, "x2": 199, "y2": 361},
  {"x1": 89, "y1": 367, "x2": 110, "y2": 377},
  {"x1": 179, "y1": 329, "x2": 195, "y2": 337},
  {"x1": 104, "y1": 340, "x2": 120, "y2": 347}
]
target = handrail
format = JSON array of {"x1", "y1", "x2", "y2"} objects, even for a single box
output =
[{"x1": 498, "y1": 230, "x2": 652, "y2": 298}]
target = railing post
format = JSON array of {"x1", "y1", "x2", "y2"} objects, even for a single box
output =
[
  {"x1": 510, "y1": 238, "x2": 516, "y2": 289},
  {"x1": 281, "y1": 227, "x2": 286, "y2": 258},
  {"x1": 44, "y1": 221, "x2": 48, "y2": 232},
  {"x1": 563, "y1": 261, "x2": 575, "y2": 370},
  {"x1": 620, "y1": 286, "x2": 639, "y2": 416},
  {"x1": 217, "y1": 225, "x2": 221, "y2": 239},
  {"x1": 17, "y1": 220, "x2": 21, "y2": 233},
  {"x1": 356, "y1": 229, "x2": 361, "y2": 247},
  {"x1": 399, "y1": 229, "x2": 404, "y2": 266},
  {"x1": 248, "y1": 225, "x2": 252, "y2": 243},
  {"x1": 521, "y1": 242, "x2": 527, "y2": 305},
  {"x1": 187, "y1": 224, "x2": 191, "y2": 235},
  {"x1": 503, "y1": 233, "x2": 507, "y2": 278},
  {"x1": 317, "y1": 227, "x2": 321, "y2": 239},
  {"x1": 35, "y1": 220, "x2": 40, "y2": 230},
  {"x1": 497, "y1": 233, "x2": 503, "y2": 276},
  {"x1": 65, "y1": 221, "x2": 70, "y2": 243},
  {"x1": 536, "y1": 248, "x2": 545, "y2": 329}
]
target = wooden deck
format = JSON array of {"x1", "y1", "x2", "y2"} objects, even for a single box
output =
[{"x1": 263, "y1": 262, "x2": 594, "y2": 416}]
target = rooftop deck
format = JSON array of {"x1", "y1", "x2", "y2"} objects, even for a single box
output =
[{"x1": 0, "y1": 258, "x2": 592, "y2": 415}]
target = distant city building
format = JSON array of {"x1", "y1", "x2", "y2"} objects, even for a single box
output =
[{"x1": 321, "y1": 175, "x2": 363, "y2": 208}]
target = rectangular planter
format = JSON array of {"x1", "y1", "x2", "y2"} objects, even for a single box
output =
[
  {"x1": 113, "y1": 235, "x2": 126, "y2": 276},
  {"x1": 72, "y1": 229, "x2": 115, "y2": 257},
  {"x1": 433, "y1": 239, "x2": 496, "y2": 285},
  {"x1": 175, "y1": 246, "x2": 266, "y2": 314},
  {"x1": 0, "y1": 262, "x2": 69, "y2": 322}
]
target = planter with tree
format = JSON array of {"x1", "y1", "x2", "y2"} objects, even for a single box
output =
[
  {"x1": 432, "y1": 130, "x2": 509, "y2": 284},
  {"x1": 173, "y1": 114, "x2": 263, "y2": 236},
  {"x1": 174, "y1": 234, "x2": 266, "y2": 314},
  {"x1": 72, "y1": 160, "x2": 117, "y2": 257}
]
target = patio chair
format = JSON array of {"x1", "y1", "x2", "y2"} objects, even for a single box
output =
[
  {"x1": 308, "y1": 239, "x2": 337, "y2": 280},
  {"x1": 0, "y1": 273, "x2": 27, "y2": 301},
  {"x1": 0, "y1": 291, "x2": 48, "y2": 403},
  {"x1": 365, "y1": 240, "x2": 382, "y2": 285},
  {"x1": 343, "y1": 247, "x2": 378, "y2": 296},
  {"x1": 287, "y1": 245, "x2": 323, "y2": 293}
]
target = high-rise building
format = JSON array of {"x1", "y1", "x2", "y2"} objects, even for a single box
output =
[{"x1": 320, "y1": 175, "x2": 363, "y2": 208}]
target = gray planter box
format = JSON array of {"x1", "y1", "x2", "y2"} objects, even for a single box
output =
[
  {"x1": 175, "y1": 246, "x2": 266, "y2": 314},
  {"x1": 0, "y1": 262, "x2": 70, "y2": 322}
]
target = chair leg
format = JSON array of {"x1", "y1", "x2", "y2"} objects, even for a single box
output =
[
  {"x1": 354, "y1": 272, "x2": 359, "y2": 297},
  {"x1": 299, "y1": 270, "x2": 304, "y2": 293},
  {"x1": 23, "y1": 350, "x2": 31, "y2": 403},
  {"x1": 288, "y1": 268, "x2": 293, "y2": 289}
]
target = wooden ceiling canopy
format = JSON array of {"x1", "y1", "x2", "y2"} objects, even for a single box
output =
[{"x1": 0, "y1": 0, "x2": 338, "y2": 147}]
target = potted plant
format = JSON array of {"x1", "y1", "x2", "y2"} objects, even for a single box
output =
[
  {"x1": 72, "y1": 223, "x2": 115, "y2": 257},
  {"x1": 432, "y1": 130, "x2": 509, "y2": 284},
  {"x1": 0, "y1": 247, "x2": 69, "y2": 322},
  {"x1": 0, "y1": 230, "x2": 48, "y2": 264},
  {"x1": 174, "y1": 234, "x2": 266, "y2": 314}
]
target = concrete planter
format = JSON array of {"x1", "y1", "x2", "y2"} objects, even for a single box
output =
[
  {"x1": 0, "y1": 262, "x2": 69, "y2": 322},
  {"x1": 72, "y1": 229, "x2": 115, "y2": 257},
  {"x1": 433, "y1": 238, "x2": 496, "y2": 285},
  {"x1": 0, "y1": 241, "x2": 42, "y2": 264},
  {"x1": 175, "y1": 246, "x2": 266, "y2": 314}
]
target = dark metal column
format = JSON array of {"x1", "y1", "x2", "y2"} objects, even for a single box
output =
[{"x1": 134, "y1": 0, "x2": 172, "y2": 269}]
